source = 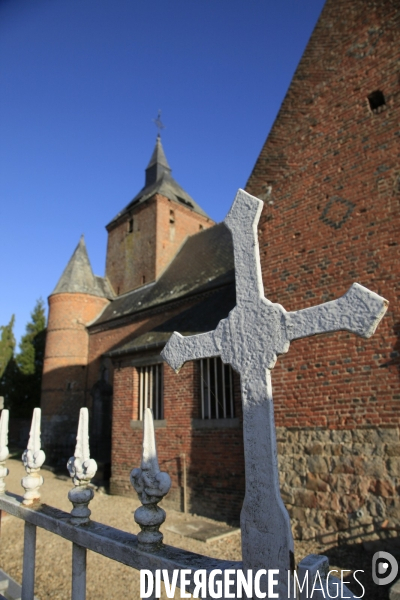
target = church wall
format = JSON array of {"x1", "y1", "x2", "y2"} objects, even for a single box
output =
[
  {"x1": 85, "y1": 297, "x2": 205, "y2": 393},
  {"x1": 245, "y1": 0, "x2": 400, "y2": 540},
  {"x1": 109, "y1": 356, "x2": 245, "y2": 523},
  {"x1": 105, "y1": 199, "x2": 158, "y2": 295},
  {"x1": 41, "y1": 291, "x2": 109, "y2": 463},
  {"x1": 154, "y1": 194, "x2": 214, "y2": 278},
  {"x1": 105, "y1": 194, "x2": 214, "y2": 296}
]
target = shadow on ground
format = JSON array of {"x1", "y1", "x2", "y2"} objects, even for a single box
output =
[{"x1": 323, "y1": 536, "x2": 400, "y2": 599}]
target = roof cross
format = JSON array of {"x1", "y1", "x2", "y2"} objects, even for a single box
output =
[
  {"x1": 152, "y1": 109, "x2": 165, "y2": 137},
  {"x1": 161, "y1": 188, "x2": 388, "y2": 597}
]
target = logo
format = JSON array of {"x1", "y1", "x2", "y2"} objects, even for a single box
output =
[{"x1": 372, "y1": 551, "x2": 398, "y2": 586}]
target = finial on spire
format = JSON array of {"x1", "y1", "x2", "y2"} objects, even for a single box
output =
[{"x1": 152, "y1": 110, "x2": 165, "y2": 137}]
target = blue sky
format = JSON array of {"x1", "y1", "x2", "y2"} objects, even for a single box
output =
[{"x1": 0, "y1": 0, "x2": 326, "y2": 345}]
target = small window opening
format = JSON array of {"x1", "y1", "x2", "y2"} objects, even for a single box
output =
[
  {"x1": 141, "y1": 275, "x2": 146, "y2": 285},
  {"x1": 199, "y1": 358, "x2": 235, "y2": 419},
  {"x1": 199, "y1": 224, "x2": 204, "y2": 231},
  {"x1": 128, "y1": 218, "x2": 134, "y2": 233},
  {"x1": 138, "y1": 364, "x2": 163, "y2": 420},
  {"x1": 169, "y1": 210, "x2": 176, "y2": 242},
  {"x1": 117, "y1": 286, "x2": 120, "y2": 295},
  {"x1": 367, "y1": 90, "x2": 386, "y2": 113}
]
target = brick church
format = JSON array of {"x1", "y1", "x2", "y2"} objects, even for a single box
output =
[{"x1": 41, "y1": 0, "x2": 399, "y2": 542}]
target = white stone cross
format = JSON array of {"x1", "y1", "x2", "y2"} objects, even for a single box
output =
[{"x1": 161, "y1": 189, "x2": 388, "y2": 597}]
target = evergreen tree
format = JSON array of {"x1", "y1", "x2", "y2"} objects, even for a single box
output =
[
  {"x1": 17, "y1": 299, "x2": 46, "y2": 376},
  {"x1": 0, "y1": 300, "x2": 46, "y2": 417},
  {"x1": 0, "y1": 315, "x2": 15, "y2": 379}
]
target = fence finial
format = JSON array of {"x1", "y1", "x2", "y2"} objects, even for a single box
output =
[
  {"x1": 0, "y1": 409, "x2": 9, "y2": 494},
  {"x1": 130, "y1": 408, "x2": 171, "y2": 551},
  {"x1": 67, "y1": 407, "x2": 97, "y2": 525},
  {"x1": 21, "y1": 408, "x2": 46, "y2": 505}
]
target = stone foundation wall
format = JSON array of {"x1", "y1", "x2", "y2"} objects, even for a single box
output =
[{"x1": 277, "y1": 426, "x2": 400, "y2": 544}]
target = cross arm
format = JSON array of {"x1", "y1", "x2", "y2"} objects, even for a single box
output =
[
  {"x1": 161, "y1": 331, "x2": 219, "y2": 373},
  {"x1": 285, "y1": 283, "x2": 388, "y2": 341}
]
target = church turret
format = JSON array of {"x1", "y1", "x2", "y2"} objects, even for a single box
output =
[
  {"x1": 105, "y1": 136, "x2": 214, "y2": 296},
  {"x1": 41, "y1": 237, "x2": 112, "y2": 460}
]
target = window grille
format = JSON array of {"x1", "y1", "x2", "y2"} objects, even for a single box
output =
[
  {"x1": 138, "y1": 364, "x2": 163, "y2": 420},
  {"x1": 200, "y1": 357, "x2": 234, "y2": 419}
]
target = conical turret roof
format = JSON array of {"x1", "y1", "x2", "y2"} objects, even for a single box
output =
[
  {"x1": 107, "y1": 136, "x2": 209, "y2": 229},
  {"x1": 52, "y1": 236, "x2": 113, "y2": 298}
]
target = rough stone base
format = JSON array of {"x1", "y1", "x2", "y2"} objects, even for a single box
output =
[
  {"x1": 277, "y1": 426, "x2": 400, "y2": 544},
  {"x1": 111, "y1": 425, "x2": 400, "y2": 542}
]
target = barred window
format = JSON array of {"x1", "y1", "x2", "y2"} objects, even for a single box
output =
[
  {"x1": 138, "y1": 364, "x2": 163, "y2": 420},
  {"x1": 200, "y1": 357, "x2": 235, "y2": 419}
]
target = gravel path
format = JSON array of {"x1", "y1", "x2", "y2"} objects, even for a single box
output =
[{"x1": 0, "y1": 457, "x2": 387, "y2": 599}]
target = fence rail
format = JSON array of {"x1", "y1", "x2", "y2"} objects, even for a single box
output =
[{"x1": 0, "y1": 406, "x2": 358, "y2": 600}]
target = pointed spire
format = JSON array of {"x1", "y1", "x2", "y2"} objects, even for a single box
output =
[
  {"x1": 52, "y1": 236, "x2": 104, "y2": 297},
  {"x1": 145, "y1": 135, "x2": 172, "y2": 187}
]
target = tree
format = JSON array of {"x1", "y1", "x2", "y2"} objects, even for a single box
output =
[
  {"x1": 0, "y1": 300, "x2": 46, "y2": 418},
  {"x1": 0, "y1": 315, "x2": 15, "y2": 379},
  {"x1": 17, "y1": 299, "x2": 46, "y2": 377}
]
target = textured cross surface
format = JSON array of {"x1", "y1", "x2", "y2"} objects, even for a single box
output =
[{"x1": 161, "y1": 188, "x2": 388, "y2": 597}]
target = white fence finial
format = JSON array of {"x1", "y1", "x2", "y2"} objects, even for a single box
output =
[
  {"x1": 22, "y1": 407, "x2": 46, "y2": 505},
  {"x1": 130, "y1": 408, "x2": 171, "y2": 551},
  {"x1": 0, "y1": 409, "x2": 9, "y2": 494},
  {"x1": 67, "y1": 407, "x2": 97, "y2": 525}
]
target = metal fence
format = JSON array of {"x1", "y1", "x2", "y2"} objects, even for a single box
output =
[{"x1": 0, "y1": 406, "x2": 358, "y2": 600}]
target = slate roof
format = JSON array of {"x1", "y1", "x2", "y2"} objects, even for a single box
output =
[
  {"x1": 92, "y1": 221, "x2": 235, "y2": 327},
  {"x1": 106, "y1": 283, "x2": 236, "y2": 357},
  {"x1": 107, "y1": 137, "x2": 210, "y2": 228},
  {"x1": 52, "y1": 236, "x2": 114, "y2": 298}
]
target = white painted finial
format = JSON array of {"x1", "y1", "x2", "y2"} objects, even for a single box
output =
[
  {"x1": 21, "y1": 408, "x2": 46, "y2": 505},
  {"x1": 131, "y1": 408, "x2": 171, "y2": 550},
  {"x1": 0, "y1": 409, "x2": 9, "y2": 494},
  {"x1": 67, "y1": 408, "x2": 97, "y2": 525}
]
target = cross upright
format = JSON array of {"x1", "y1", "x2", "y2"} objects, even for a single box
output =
[{"x1": 161, "y1": 188, "x2": 388, "y2": 597}]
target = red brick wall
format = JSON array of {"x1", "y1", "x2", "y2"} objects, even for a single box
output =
[
  {"x1": 85, "y1": 297, "x2": 204, "y2": 394},
  {"x1": 105, "y1": 199, "x2": 157, "y2": 295},
  {"x1": 105, "y1": 194, "x2": 213, "y2": 295},
  {"x1": 245, "y1": 0, "x2": 400, "y2": 430},
  {"x1": 110, "y1": 357, "x2": 244, "y2": 522},
  {"x1": 155, "y1": 195, "x2": 213, "y2": 277},
  {"x1": 42, "y1": 292, "x2": 109, "y2": 419}
]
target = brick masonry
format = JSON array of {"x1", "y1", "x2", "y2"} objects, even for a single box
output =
[
  {"x1": 243, "y1": 0, "x2": 400, "y2": 538},
  {"x1": 109, "y1": 358, "x2": 245, "y2": 523},
  {"x1": 41, "y1": 0, "x2": 400, "y2": 540},
  {"x1": 105, "y1": 194, "x2": 213, "y2": 295}
]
